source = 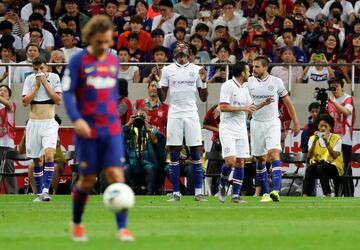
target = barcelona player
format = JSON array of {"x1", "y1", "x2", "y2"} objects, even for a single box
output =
[{"x1": 62, "y1": 15, "x2": 134, "y2": 242}]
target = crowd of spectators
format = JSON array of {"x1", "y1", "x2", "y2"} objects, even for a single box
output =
[{"x1": 1, "y1": 0, "x2": 360, "y2": 85}]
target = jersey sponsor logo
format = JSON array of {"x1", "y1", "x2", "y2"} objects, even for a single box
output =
[
  {"x1": 97, "y1": 66, "x2": 109, "y2": 73},
  {"x1": 252, "y1": 95, "x2": 274, "y2": 98},
  {"x1": 172, "y1": 80, "x2": 195, "y2": 86},
  {"x1": 86, "y1": 76, "x2": 116, "y2": 89},
  {"x1": 84, "y1": 66, "x2": 95, "y2": 74}
]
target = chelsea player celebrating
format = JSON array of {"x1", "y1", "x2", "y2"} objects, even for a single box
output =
[{"x1": 62, "y1": 15, "x2": 134, "y2": 242}]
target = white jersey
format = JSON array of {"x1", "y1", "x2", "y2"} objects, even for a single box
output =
[
  {"x1": 219, "y1": 77, "x2": 252, "y2": 139},
  {"x1": 22, "y1": 72, "x2": 62, "y2": 101},
  {"x1": 160, "y1": 61, "x2": 203, "y2": 118},
  {"x1": 247, "y1": 74, "x2": 288, "y2": 122}
]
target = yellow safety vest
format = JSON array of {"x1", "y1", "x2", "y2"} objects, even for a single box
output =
[{"x1": 309, "y1": 133, "x2": 344, "y2": 176}]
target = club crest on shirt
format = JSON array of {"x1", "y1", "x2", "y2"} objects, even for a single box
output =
[
  {"x1": 224, "y1": 147, "x2": 230, "y2": 153},
  {"x1": 109, "y1": 66, "x2": 117, "y2": 75},
  {"x1": 268, "y1": 85, "x2": 274, "y2": 91},
  {"x1": 189, "y1": 71, "x2": 195, "y2": 77},
  {"x1": 80, "y1": 161, "x2": 88, "y2": 169}
]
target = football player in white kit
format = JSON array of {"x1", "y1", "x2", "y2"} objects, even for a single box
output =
[
  {"x1": 247, "y1": 56, "x2": 300, "y2": 202},
  {"x1": 157, "y1": 42, "x2": 208, "y2": 202},
  {"x1": 22, "y1": 57, "x2": 62, "y2": 202},
  {"x1": 218, "y1": 61, "x2": 273, "y2": 203}
]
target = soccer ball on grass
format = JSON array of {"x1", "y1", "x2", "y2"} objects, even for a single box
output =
[{"x1": 103, "y1": 183, "x2": 135, "y2": 212}]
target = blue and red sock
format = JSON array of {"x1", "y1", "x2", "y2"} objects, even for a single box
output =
[
  {"x1": 271, "y1": 160, "x2": 282, "y2": 192},
  {"x1": 169, "y1": 151, "x2": 180, "y2": 194},
  {"x1": 33, "y1": 166, "x2": 43, "y2": 195},
  {"x1": 256, "y1": 164, "x2": 270, "y2": 194},
  {"x1": 72, "y1": 185, "x2": 89, "y2": 224},
  {"x1": 232, "y1": 167, "x2": 244, "y2": 197},
  {"x1": 220, "y1": 164, "x2": 231, "y2": 188},
  {"x1": 43, "y1": 162, "x2": 55, "y2": 193}
]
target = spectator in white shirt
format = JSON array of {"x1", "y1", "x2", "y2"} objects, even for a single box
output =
[
  {"x1": 321, "y1": 0, "x2": 355, "y2": 24},
  {"x1": 21, "y1": 0, "x2": 51, "y2": 22},
  {"x1": 23, "y1": 13, "x2": 54, "y2": 52},
  {"x1": 17, "y1": 28, "x2": 50, "y2": 62},
  {"x1": 306, "y1": 0, "x2": 323, "y2": 21},
  {"x1": 152, "y1": 0, "x2": 180, "y2": 34},
  {"x1": 118, "y1": 47, "x2": 140, "y2": 84},
  {"x1": 0, "y1": 44, "x2": 15, "y2": 84},
  {"x1": 163, "y1": 15, "x2": 190, "y2": 48},
  {"x1": 59, "y1": 28, "x2": 82, "y2": 62},
  {"x1": 213, "y1": 0, "x2": 246, "y2": 41},
  {"x1": 0, "y1": 20, "x2": 22, "y2": 50},
  {"x1": 13, "y1": 43, "x2": 40, "y2": 84}
]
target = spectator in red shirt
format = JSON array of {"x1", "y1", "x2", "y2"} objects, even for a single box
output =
[
  {"x1": 136, "y1": 80, "x2": 169, "y2": 136},
  {"x1": 242, "y1": 0, "x2": 261, "y2": 18},
  {"x1": 117, "y1": 15, "x2": 154, "y2": 54},
  {"x1": 147, "y1": 0, "x2": 161, "y2": 19},
  {"x1": 261, "y1": 0, "x2": 283, "y2": 41},
  {"x1": 261, "y1": 0, "x2": 294, "y2": 17},
  {"x1": 118, "y1": 78, "x2": 133, "y2": 126},
  {"x1": 203, "y1": 105, "x2": 220, "y2": 145}
]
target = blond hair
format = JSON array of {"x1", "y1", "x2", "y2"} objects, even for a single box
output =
[{"x1": 82, "y1": 15, "x2": 114, "y2": 44}]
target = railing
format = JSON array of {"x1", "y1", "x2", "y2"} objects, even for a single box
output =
[{"x1": 1, "y1": 62, "x2": 360, "y2": 95}]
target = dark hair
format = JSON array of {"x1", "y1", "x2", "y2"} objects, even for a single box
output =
[
  {"x1": 222, "y1": 0, "x2": 236, "y2": 8},
  {"x1": 308, "y1": 102, "x2": 320, "y2": 112},
  {"x1": 26, "y1": 43, "x2": 40, "y2": 52},
  {"x1": 328, "y1": 76, "x2": 344, "y2": 88},
  {"x1": 188, "y1": 44, "x2": 197, "y2": 56},
  {"x1": 174, "y1": 15, "x2": 188, "y2": 27},
  {"x1": 152, "y1": 45, "x2": 167, "y2": 55},
  {"x1": 82, "y1": 15, "x2": 114, "y2": 43},
  {"x1": 118, "y1": 46, "x2": 130, "y2": 55},
  {"x1": 282, "y1": 28, "x2": 296, "y2": 38},
  {"x1": 62, "y1": 15, "x2": 77, "y2": 25},
  {"x1": 130, "y1": 14, "x2": 143, "y2": 24},
  {"x1": 173, "y1": 27, "x2": 186, "y2": 37},
  {"x1": 151, "y1": 28, "x2": 165, "y2": 38},
  {"x1": 336, "y1": 53, "x2": 347, "y2": 61},
  {"x1": 105, "y1": 0, "x2": 118, "y2": 7},
  {"x1": 195, "y1": 23, "x2": 209, "y2": 33},
  {"x1": 0, "y1": 85, "x2": 12, "y2": 97},
  {"x1": 232, "y1": 61, "x2": 249, "y2": 77},
  {"x1": 325, "y1": 32, "x2": 340, "y2": 52},
  {"x1": 266, "y1": 0, "x2": 279, "y2": 8},
  {"x1": 316, "y1": 114, "x2": 335, "y2": 131},
  {"x1": 118, "y1": 78, "x2": 128, "y2": 97},
  {"x1": 216, "y1": 44, "x2": 231, "y2": 54},
  {"x1": 254, "y1": 55, "x2": 270, "y2": 67},
  {"x1": 28, "y1": 13, "x2": 44, "y2": 22},
  {"x1": 135, "y1": 0, "x2": 148, "y2": 10},
  {"x1": 0, "y1": 43, "x2": 15, "y2": 55},
  {"x1": 128, "y1": 32, "x2": 139, "y2": 41},
  {"x1": 189, "y1": 34, "x2": 203, "y2": 42},
  {"x1": 61, "y1": 28, "x2": 75, "y2": 37},
  {"x1": 29, "y1": 28, "x2": 43, "y2": 38},
  {"x1": 280, "y1": 46, "x2": 295, "y2": 56},
  {"x1": 32, "y1": 56, "x2": 47, "y2": 66},
  {"x1": 0, "y1": 34, "x2": 15, "y2": 45},
  {"x1": 32, "y1": 3, "x2": 47, "y2": 14},
  {"x1": 329, "y1": 1, "x2": 343, "y2": 12},
  {"x1": 0, "y1": 20, "x2": 13, "y2": 31},
  {"x1": 213, "y1": 37, "x2": 228, "y2": 47}
]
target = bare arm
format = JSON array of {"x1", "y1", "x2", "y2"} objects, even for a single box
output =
[
  {"x1": 41, "y1": 77, "x2": 62, "y2": 105},
  {"x1": 219, "y1": 103, "x2": 256, "y2": 113},
  {"x1": 328, "y1": 97, "x2": 352, "y2": 116},
  {"x1": 282, "y1": 95, "x2": 300, "y2": 135},
  {"x1": 133, "y1": 69, "x2": 141, "y2": 83},
  {"x1": 198, "y1": 88, "x2": 208, "y2": 102},
  {"x1": 157, "y1": 86, "x2": 168, "y2": 103},
  {"x1": 0, "y1": 97, "x2": 13, "y2": 110},
  {"x1": 307, "y1": 137, "x2": 317, "y2": 159},
  {"x1": 202, "y1": 125, "x2": 219, "y2": 133},
  {"x1": 22, "y1": 84, "x2": 40, "y2": 107}
]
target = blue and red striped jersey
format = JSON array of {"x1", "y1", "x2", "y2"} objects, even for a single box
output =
[{"x1": 63, "y1": 50, "x2": 122, "y2": 138}]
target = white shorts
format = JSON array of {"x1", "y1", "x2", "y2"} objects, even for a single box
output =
[
  {"x1": 250, "y1": 118, "x2": 282, "y2": 156},
  {"x1": 167, "y1": 116, "x2": 202, "y2": 146},
  {"x1": 25, "y1": 118, "x2": 59, "y2": 158},
  {"x1": 220, "y1": 136, "x2": 250, "y2": 159}
]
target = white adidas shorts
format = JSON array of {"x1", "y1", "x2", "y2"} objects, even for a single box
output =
[
  {"x1": 220, "y1": 136, "x2": 250, "y2": 159},
  {"x1": 167, "y1": 116, "x2": 202, "y2": 146},
  {"x1": 25, "y1": 118, "x2": 59, "y2": 158},
  {"x1": 250, "y1": 118, "x2": 282, "y2": 156}
]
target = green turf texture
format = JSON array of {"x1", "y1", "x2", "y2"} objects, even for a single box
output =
[{"x1": 1, "y1": 195, "x2": 360, "y2": 250}]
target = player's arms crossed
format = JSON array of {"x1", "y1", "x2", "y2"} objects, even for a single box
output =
[{"x1": 282, "y1": 95, "x2": 300, "y2": 135}]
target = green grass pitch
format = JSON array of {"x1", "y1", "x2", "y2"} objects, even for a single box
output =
[{"x1": 1, "y1": 195, "x2": 360, "y2": 250}]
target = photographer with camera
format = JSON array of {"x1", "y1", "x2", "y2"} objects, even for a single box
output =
[
  {"x1": 123, "y1": 108, "x2": 166, "y2": 195},
  {"x1": 327, "y1": 77, "x2": 356, "y2": 196},
  {"x1": 303, "y1": 114, "x2": 343, "y2": 197}
]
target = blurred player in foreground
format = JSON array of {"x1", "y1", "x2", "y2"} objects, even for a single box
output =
[{"x1": 62, "y1": 15, "x2": 134, "y2": 242}]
